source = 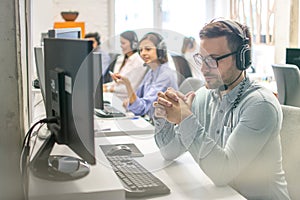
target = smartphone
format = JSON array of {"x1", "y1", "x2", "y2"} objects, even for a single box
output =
[{"x1": 109, "y1": 71, "x2": 119, "y2": 81}]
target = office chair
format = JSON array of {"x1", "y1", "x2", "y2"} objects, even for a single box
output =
[
  {"x1": 272, "y1": 64, "x2": 300, "y2": 107},
  {"x1": 103, "y1": 53, "x2": 120, "y2": 83},
  {"x1": 171, "y1": 55, "x2": 193, "y2": 86},
  {"x1": 179, "y1": 77, "x2": 204, "y2": 94},
  {"x1": 280, "y1": 105, "x2": 300, "y2": 200}
]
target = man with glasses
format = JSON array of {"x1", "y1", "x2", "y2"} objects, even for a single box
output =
[{"x1": 153, "y1": 19, "x2": 290, "y2": 200}]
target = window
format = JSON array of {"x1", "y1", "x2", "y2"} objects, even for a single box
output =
[
  {"x1": 115, "y1": 0, "x2": 153, "y2": 35},
  {"x1": 114, "y1": 0, "x2": 206, "y2": 54},
  {"x1": 115, "y1": 0, "x2": 204, "y2": 38}
]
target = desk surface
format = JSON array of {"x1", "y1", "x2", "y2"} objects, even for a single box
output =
[
  {"x1": 94, "y1": 116, "x2": 154, "y2": 136},
  {"x1": 29, "y1": 134, "x2": 246, "y2": 200},
  {"x1": 30, "y1": 92, "x2": 245, "y2": 200},
  {"x1": 97, "y1": 135, "x2": 246, "y2": 200},
  {"x1": 28, "y1": 139, "x2": 125, "y2": 200},
  {"x1": 94, "y1": 92, "x2": 155, "y2": 136}
]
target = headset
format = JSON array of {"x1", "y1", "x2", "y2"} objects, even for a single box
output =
[
  {"x1": 95, "y1": 33, "x2": 101, "y2": 45},
  {"x1": 141, "y1": 32, "x2": 167, "y2": 61},
  {"x1": 188, "y1": 37, "x2": 195, "y2": 48},
  {"x1": 218, "y1": 20, "x2": 252, "y2": 71},
  {"x1": 131, "y1": 32, "x2": 138, "y2": 50}
]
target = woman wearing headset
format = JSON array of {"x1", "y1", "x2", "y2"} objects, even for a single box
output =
[
  {"x1": 103, "y1": 30, "x2": 146, "y2": 100},
  {"x1": 111, "y1": 32, "x2": 178, "y2": 119},
  {"x1": 181, "y1": 36, "x2": 204, "y2": 81}
]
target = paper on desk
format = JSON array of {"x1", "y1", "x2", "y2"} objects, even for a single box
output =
[{"x1": 94, "y1": 117, "x2": 154, "y2": 136}]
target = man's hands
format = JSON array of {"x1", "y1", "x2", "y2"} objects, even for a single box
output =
[{"x1": 153, "y1": 87, "x2": 195, "y2": 124}]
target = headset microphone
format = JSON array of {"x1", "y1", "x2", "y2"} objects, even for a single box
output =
[
  {"x1": 219, "y1": 71, "x2": 243, "y2": 91},
  {"x1": 219, "y1": 84, "x2": 228, "y2": 91}
]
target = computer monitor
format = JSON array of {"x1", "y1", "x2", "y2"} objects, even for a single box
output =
[
  {"x1": 48, "y1": 27, "x2": 81, "y2": 39},
  {"x1": 30, "y1": 38, "x2": 95, "y2": 181},
  {"x1": 34, "y1": 46, "x2": 46, "y2": 102},
  {"x1": 92, "y1": 52, "x2": 104, "y2": 110},
  {"x1": 286, "y1": 48, "x2": 300, "y2": 69}
]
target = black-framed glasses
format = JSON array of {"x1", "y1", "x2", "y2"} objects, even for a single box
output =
[{"x1": 193, "y1": 51, "x2": 237, "y2": 69}]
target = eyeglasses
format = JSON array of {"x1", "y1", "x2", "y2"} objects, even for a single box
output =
[{"x1": 193, "y1": 51, "x2": 237, "y2": 69}]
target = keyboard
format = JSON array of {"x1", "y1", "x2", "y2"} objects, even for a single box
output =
[
  {"x1": 94, "y1": 104, "x2": 126, "y2": 118},
  {"x1": 106, "y1": 156, "x2": 171, "y2": 198}
]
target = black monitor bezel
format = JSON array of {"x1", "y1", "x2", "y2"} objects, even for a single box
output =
[
  {"x1": 286, "y1": 48, "x2": 300, "y2": 69},
  {"x1": 30, "y1": 38, "x2": 96, "y2": 181}
]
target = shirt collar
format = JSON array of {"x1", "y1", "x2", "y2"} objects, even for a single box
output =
[
  {"x1": 210, "y1": 76, "x2": 251, "y2": 103},
  {"x1": 224, "y1": 76, "x2": 251, "y2": 103}
]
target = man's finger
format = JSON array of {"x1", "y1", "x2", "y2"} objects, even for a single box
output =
[
  {"x1": 157, "y1": 97, "x2": 173, "y2": 107},
  {"x1": 165, "y1": 89, "x2": 179, "y2": 102}
]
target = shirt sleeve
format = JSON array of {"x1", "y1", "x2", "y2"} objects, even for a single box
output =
[
  {"x1": 128, "y1": 67, "x2": 177, "y2": 116},
  {"x1": 155, "y1": 91, "x2": 281, "y2": 186},
  {"x1": 178, "y1": 101, "x2": 280, "y2": 186},
  {"x1": 154, "y1": 115, "x2": 203, "y2": 160}
]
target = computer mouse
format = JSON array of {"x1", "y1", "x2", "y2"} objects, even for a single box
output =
[{"x1": 107, "y1": 145, "x2": 132, "y2": 156}]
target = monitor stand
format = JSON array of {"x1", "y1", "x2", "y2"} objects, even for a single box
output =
[{"x1": 30, "y1": 134, "x2": 90, "y2": 181}]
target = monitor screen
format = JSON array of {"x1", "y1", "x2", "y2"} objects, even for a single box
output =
[
  {"x1": 286, "y1": 48, "x2": 300, "y2": 69},
  {"x1": 30, "y1": 38, "x2": 95, "y2": 181},
  {"x1": 48, "y1": 27, "x2": 81, "y2": 39}
]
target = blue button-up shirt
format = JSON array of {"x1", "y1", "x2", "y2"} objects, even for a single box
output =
[{"x1": 154, "y1": 78, "x2": 290, "y2": 200}]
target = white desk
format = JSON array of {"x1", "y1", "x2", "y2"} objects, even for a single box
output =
[
  {"x1": 96, "y1": 135, "x2": 246, "y2": 200},
  {"x1": 29, "y1": 92, "x2": 245, "y2": 200},
  {"x1": 28, "y1": 134, "x2": 246, "y2": 200},
  {"x1": 94, "y1": 116, "x2": 154, "y2": 136},
  {"x1": 94, "y1": 92, "x2": 154, "y2": 136},
  {"x1": 28, "y1": 139, "x2": 125, "y2": 200}
]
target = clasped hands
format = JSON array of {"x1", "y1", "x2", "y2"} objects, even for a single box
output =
[{"x1": 153, "y1": 87, "x2": 195, "y2": 124}]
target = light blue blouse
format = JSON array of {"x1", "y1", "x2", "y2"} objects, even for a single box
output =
[{"x1": 127, "y1": 62, "x2": 178, "y2": 118}]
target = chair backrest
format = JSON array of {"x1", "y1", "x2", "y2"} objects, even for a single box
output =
[
  {"x1": 272, "y1": 64, "x2": 300, "y2": 107},
  {"x1": 171, "y1": 55, "x2": 193, "y2": 86},
  {"x1": 280, "y1": 105, "x2": 300, "y2": 199},
  {"x1": 103, "y1": 53, "x2": 120, "y2": 83},
  {"x1": 179, "y1": 77, "x2": 204, "y2": 94}
]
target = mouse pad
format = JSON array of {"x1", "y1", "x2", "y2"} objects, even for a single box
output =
[{"x1": 100, "y1": 143, "x2": 144, "y2": 157}]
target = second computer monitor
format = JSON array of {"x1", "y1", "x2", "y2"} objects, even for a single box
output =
[
  {"x1": 48, "y1": 27, "x2": 81, "y2": 39},
  {"x1": 286, "y1": 48, "x2": 300, "y2": 69}
]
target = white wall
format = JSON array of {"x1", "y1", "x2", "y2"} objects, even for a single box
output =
[
  {"x1": 274, "y1": 0, "x2": 291, "y2": 64},
  {"x1": 32, "y1": 0, "x2": 110, "y2": 47}
]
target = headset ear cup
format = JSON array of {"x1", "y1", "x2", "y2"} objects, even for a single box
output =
[
  {"x1": 130, "y1": 32, "x2": 139, "y2": 50},
  {"x1": 131, "y1": 41, "x2": 138, "y2": 50},
  {"x1": 157, "y1": 41, "x2": 167, "y2": 61},
  {"x1": 236, "y1": 44, "x2": 251, "y2": 70}
]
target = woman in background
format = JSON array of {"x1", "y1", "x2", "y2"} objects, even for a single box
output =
[
  {"x1": 181, "y1": 36, "x2": 204, "y2": 81},
  {"x1": 111, "y1": 32, "x2": 178, "y2": 119},
  {"x1": 103, "y1": 30, "x2": 147, "y2": 100},
  {"x1": 85, "y1": 32, "x2": 111, "y2": 76}
]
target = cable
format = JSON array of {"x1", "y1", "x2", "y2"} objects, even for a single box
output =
[
  {"x1": 29, "y1": 123, "x2": 45, "y2": 158},
  {"x1": 20, "y1": 116, "x2": 58, "y2": 200}
]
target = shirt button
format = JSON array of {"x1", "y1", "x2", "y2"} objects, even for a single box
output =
[
  {"x1": 216, "y1": 130, "x2": 220, "y2": 134},
  {"x1": 220, "y1": 110, "x2": 223, "y2": 113}
]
